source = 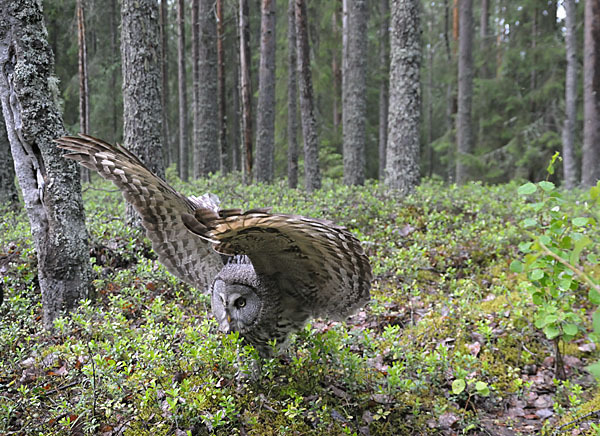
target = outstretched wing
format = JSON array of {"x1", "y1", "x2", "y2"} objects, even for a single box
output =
[
  {"x1": 54, "y1": 135, "x2": 223, "y2": 290},
  {"x1": 182, "y1": 209, "x2": 372, "y2": 319}
]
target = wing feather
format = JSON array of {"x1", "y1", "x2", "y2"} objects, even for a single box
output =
[
  {"x1": 183, "y1": 210, "x2": 372, "y2": 318},
  {"x1": 55, "y1": 135, "x2": 222, "y2": 290}
]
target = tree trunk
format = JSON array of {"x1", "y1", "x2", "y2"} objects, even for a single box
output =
[
  {"x1": 562, "y1": 0, "x2": 578, "y2": 189},
  {"x1": 332, "y1": 7, "x2": 342, "y2": 135},
  {"x1": 77, "y1": 0, "x2": 90, "y2": 183},
  {"x1": 427, "y1": 12, "x2": 434, "y2": 177},
  {"x1": 239, "y1": 0, "x2": 253, "y2": 184},
  {"x1": 177, "y1": 0, "x2": 189, "y2": 181},
  {"x1": 192, "y1": 0, "x2": 219, "y2": 178},
  {"x1": 231, "y1": 40, "x2": 241, "y2": 172},
  {"x1": 109, "y1": 0, "x2": 120, "y2": 143},
  {"x1": 295, "y1": 0, "x2": 321, "y2": 192},
  {"x1": 342, "y1": 0, "x2": 368, "y2": 186},
  {"x1": 255, "y1": 0, "x2": 276, "y2": 183},
  {"x1": 385, "y1": 0, "x2": 421, "y2": 194},
  {"x1": 456, "y1": 0, "x2": 473, "y2": 184},
  {"x1": 378, "y1": 0, "x2": 390, "y2": 180},
  {"x1": 159, "y1": 0, "x2": 172, "y2": 166},
  {"x1": 216, "y1": 0, "x2": 228, "y2": 172},
  {"x1": 287, "y1": 0, "x2": 299, "y2": 188},
  {"x1": 479, "y1": 0, "x2": 490, "y2": 78},
  {"x1": 583, "y1": 0, "x2": 600, "y2": 187},
  {"x1": 121, "y1": 0, "x2": 165, "y2": 225},
  {"x1": 0, "y1": 0, "x2": 92, "y2": 328},
  {"x1": 0, "y1": 112, "x2": 18, "y2": 208}
]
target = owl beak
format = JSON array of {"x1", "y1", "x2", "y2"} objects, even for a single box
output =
[{"x1": 226, "y1": 314, "x2": 231, "y2": 323}]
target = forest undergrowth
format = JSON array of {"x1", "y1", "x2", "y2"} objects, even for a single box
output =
[{"x1": 1, "y1": 173, "x2": 600, "y2": 435}]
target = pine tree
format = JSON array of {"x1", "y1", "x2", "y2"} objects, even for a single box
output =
[
  {"x1": 295, "y1": 0, "x2": 321, "y2": 192},
  {"x1": 583, "y1": 0, "x2": 600, "y2": 187},
  {"x1": 255, "y1": 0, "x2": 276, "y2": 183},
  {"x1": 456, "y1": 0, "x2": 473, "y2": 184},
  {"x1": 342, "y1": 0, "x2": 368, "y2": 186},
  {"x1": 121, "y1": 0, "x2": 165, "y2": 225},
  {"x1": 385, "y1": 0, "x2": 421, "y2": 194}
]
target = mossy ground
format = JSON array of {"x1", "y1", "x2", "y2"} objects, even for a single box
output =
[{"x1": 1, "y1": 174, "x2": 598, "y2": 435}]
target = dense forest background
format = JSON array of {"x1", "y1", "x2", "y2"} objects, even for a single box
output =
[{"x1": 42, "y1": 0, "x2": 595, "y2": 188}]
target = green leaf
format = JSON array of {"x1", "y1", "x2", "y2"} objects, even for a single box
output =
[
  {"x1": 587, "y1": 361, "x2": 600, "y2": 379},
  {"x1": 518, "y1": 242, "x2": 533, "y2": 253},
  {"x1": 593, "y1": 311, "x2": 600, "y2": 333},
  {"x1": 475, "y1": 381, "x2": 490, "y2": 396},
  {"x1": 452, "y1": 379, "x2": 466, "y2": 395},
  {"x1": 570, "y1": 236, "x2": 591, "y2": 266},
  {"x1": 529, "y1": 269, "x2": 544, "y2": 281},
  {"x1": 510, "y1": 260, "x2": 523, "y2": 273},
  {"x1": 518, "y1": 182, "x2": 537, "y2": 196},
  {"x1": 563, "y1": 323, "x2": 579, "y2": 336},
  {"x1": 521, "y1": 218, "x2": 537, "y2": 228},
  {"x1": 543, "y1": 324, "x2": 561, "y2": 340},
  {"x1": 532, "y1": 292, "x2": 545, "y2": 305},
  {"x1": 539, "y1": 181, "x2": 555, "y2": 192},
  {"x1": 544, "y1": 314, "x2": 558, "y2": 325},
  {"x1": 573, "y1": 217, "x2": 589, "y2": 227}
]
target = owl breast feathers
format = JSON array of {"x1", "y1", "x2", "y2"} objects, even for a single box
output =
[{"x1": 55, "y1": 135, "x2": 372, "y2": 356}]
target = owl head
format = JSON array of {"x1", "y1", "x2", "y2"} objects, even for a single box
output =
[{"x1": 211, "y1": 263, "x2": 266, "y2": 334}]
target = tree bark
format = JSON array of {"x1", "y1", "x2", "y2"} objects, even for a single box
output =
[
  {"x1": 109, "y1": 0, "x2": 120, "y2": 143},
  {"x1": 0, "y1": 111, "x2": 18, "y2": 208},
  {"x1": 342, "y1": 0, "x2": 368, "y2": 186},
  {"x1": 385, "y1": 0, "x2": 421, "y2": 194},
  {"x1": 192, "y1": 0, "x2": 219, "y2": 178},
  {"x1": 332, "y1": 6, "x2": 342, "y2": 134},
  {"x1": 0, "y1": 0, "x2": 92, "y2": 328},
  {"x1": 255, "y1": 0, "x2": 276, "y2": 183},
  {"x1": 239, "y1": 0, "x2": 253, "y2": 184},
  {"x1": 77, "y1": 0, "x2": 90, "y2": 183},
  {"x1": 583, "y1": 0, "x2": 600, "y2": 187},
  {"x1": 177, "y1": 0, "x2": 189, "y2": 181},
  {"x1": 562, "y1": 0, "x2": 578, "y2": 189},
  {"x1": 295, "y1": 0, "x2": 321, "y2": 192},
  {"x1": 378, "y1": 0, "x2": 390, "y2": 180},
  {"x1": 231, "y1": 40, "x2": 241, "y2": 172},
  {"x1": 216, "y1": 0, "x2": 228, "y2": 172},
  {"x1": 479, "y1": 0, "x2": 490, "y2": 77},
  {"x1": 456, "y1": 0, "x2": 473, "y2": 184},
  {"x1": 121, "y1": 0, "x2": 165, "y2": 225},
  {"x1": 159, "y1": 0, "x2": 172, "y2": 166},
  {"x1": 287, "y1": 0, "x2": 299, "y2": 188}
]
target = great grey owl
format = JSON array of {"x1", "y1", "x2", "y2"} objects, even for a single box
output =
[{"x1": 55, "y1": 135, "x2": 372, "y2": 356}]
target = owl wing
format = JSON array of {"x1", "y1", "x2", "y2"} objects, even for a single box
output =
[
  {"x1": 54, "y1": 135, "x2": 223, "y2": 290},
  {"x1": 182, "y1": 209, "x2": 372, "y2": 319}
]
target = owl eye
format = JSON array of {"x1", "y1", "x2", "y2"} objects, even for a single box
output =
[{"x1": 234, "y1": 297, "x2": 246, "y2": 309}]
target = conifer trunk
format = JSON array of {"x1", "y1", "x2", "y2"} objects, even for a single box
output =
[
  {"x1": 287, "y1": 0, "x2": 299, "y2": 188},
  {"x1": 255, "y1": 0, "x2": 276, "y2": 183},
  {"x1": 216, "y1": 0, "x2": 228, "y2": 172},
  {"x1": 295, "y1": 0, "x2": 321, "y2": 192},
  {"x1": 121, "y1": 0, "x2": 165, "y2": 226},
  {"x1": 456, "y1": 0, "x2": 473, "y2": 184},
  {"x1": 342, "y1": 0, "x2": 368, "y2": 186},
  {"x1": 582, "y1": 0, "x2": 600, "y2": 187},
  {"x1": 385, "y1": 0, "x2": 421, "y2": 194},
  {"x1": 77, "y1": 0, "x2": 90, "y2": 183},
  {"x1": 177, "y1": 0, "x2": 189, "y2": 181},
  {"x1": 159, "y1": 0, "x2": 172, "y2": 166},
  {"x1": 378, "y1": 0, "x2": 390, "y2": 180},
  {"x1": 193, "y1": 0, "x2": 219, "y2": 177},
  {"x1": 562, "y1": 0, "x2": 578, "y2": 189},
  {"x1": 239, "y1": 0, "x2": 254, "y2": 184}
]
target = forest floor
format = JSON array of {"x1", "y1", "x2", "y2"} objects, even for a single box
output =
[{"x1": 1, "y1": 174, "x2": 600, "y2": 435}]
